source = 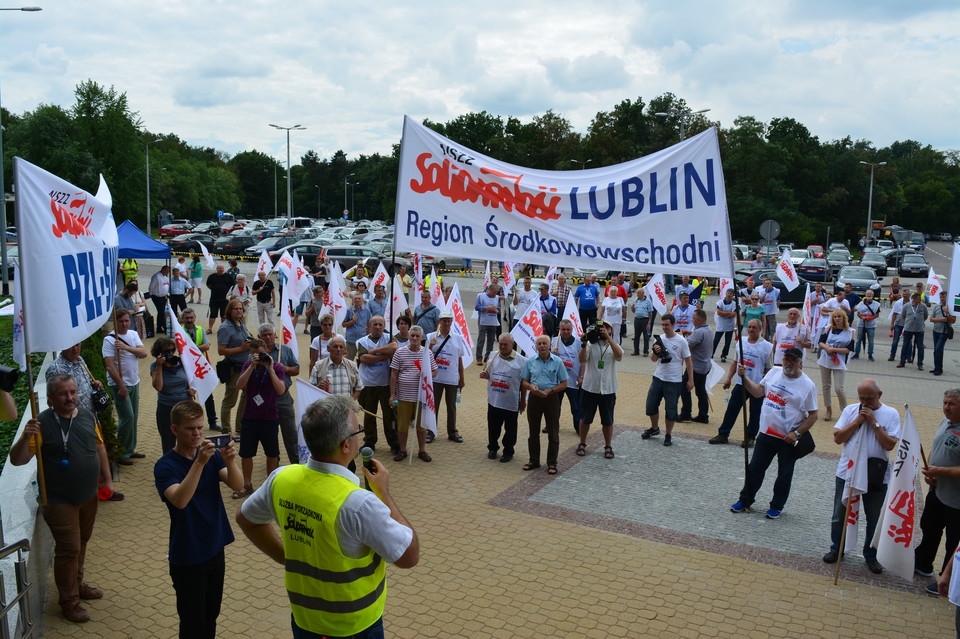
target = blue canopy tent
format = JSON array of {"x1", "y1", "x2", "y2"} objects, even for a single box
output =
[{"x1": 117, "y1": 219, "x2": 171, "y2": 259}]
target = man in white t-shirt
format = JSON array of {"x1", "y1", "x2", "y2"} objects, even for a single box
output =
[
  {"x1": 713, "y1": 288, "x2": 738, "y2": 363},
  {"x1": 641, "y1": 313, "x2": 693, "y2": 447},
  {"x1": 821, "y1": 379, "x2": 900, "y2": 574},
  {"x1": 480, "y1": 334, "x2": 527, "y2": 463},
  {"x1": 102, "y1": 309, "x2": 148, "y2": 464},
  {"x1": 887, "y1": 289, "x2": 911, "y2": 361},
  {"x1": 730, "y1": 347, "x2": 819, "y2": 519},
  {"x1": 672, "y1": 293, "x2": 695, "y2": 335},
  {"x1": 709, "y1": 319, "x2": 772, "y2": 446},
  {"x1": 772, "y1": 308, "x2": 813, "y2": 365},
  {"x1": 427, "y1": 311, "x2": 467, "y2": 444}
]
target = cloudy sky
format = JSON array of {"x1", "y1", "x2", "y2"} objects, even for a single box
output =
[{"x1": 2, "y1": 1, "x2": 957, "y2": 165}]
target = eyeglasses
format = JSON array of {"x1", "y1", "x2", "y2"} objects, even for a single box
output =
[{"x1": 341, "y1": 427, "x2": 365, "y2": 444}]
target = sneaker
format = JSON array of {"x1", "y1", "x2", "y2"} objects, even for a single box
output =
[
  {"x1": 925, "y1": 582, "x2": 940, "y2": 596},
  {"x1": 708, "y1": 435, "x2": 728, "y2": 445},
  {"x1": 765, "y1": 507, "x2": 782, "y2": 519},
  {"x1": 740, "y1": 438, "x2": 755, "y2": 449},
  {"x1": 915, "y1": 566, "x2": 935, "y2": 578},
  {"x1": 641, "y1": 427, "x2": 660, "y2": 439},
  {"x1": 730, "y1": 500, "x2": 747, "y2": 513},
  {"x1": 851, "y1": 354, "x2": 859, "y2": 360},
  {"x1": 663, "y1": 435, "x2": 672, "y2": 447},
  {"x1": 720, "y1": 356, "x2": 727, "y2": 363},
  {"x1": 822, "y1": 550, "x2": 839, "y2": 564},
  {"x1": 868, "y1": 356, "x2": 875, "y2": 361},
  {"x1": 62, "y1": 603, "x2": 90, "y2": 623},
  {"x1": 78, "y1": 583, "x2": 103, "y2": 599}
]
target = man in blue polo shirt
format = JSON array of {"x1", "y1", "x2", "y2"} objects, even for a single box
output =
[
  {"x1": 573, "y1": 275, "x2": 601, "y2": 328},
  {"x1": 521, "y1": 335, "x2": 568, "y2": 475}
]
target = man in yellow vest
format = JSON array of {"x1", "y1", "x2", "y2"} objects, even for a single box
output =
[
  {"x1": 236, "y1": 395, "x2": 419, "y2": 638},
  {"x1": 119, "y1": 258, "x2": 139, "y2": 286}
]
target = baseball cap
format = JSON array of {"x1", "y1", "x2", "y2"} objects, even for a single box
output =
[
  {"x1": 439, "y1": 310, "x2": 453, "y2": 319},
  {"x1": 782, "y1": 347, "x2": 803, "y2": 360}
]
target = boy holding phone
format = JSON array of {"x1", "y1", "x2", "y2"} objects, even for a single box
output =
[{"x1": 154, "y1": 400, "x2": 243, "y2": 639}]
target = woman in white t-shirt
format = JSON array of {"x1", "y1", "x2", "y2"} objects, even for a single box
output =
[
  {"x1": 308, "y1": 313, "x2": 337, "y2": 372},
  {"x1": 817, "y1": 309, "x2": 855, "y2": 421},
  {"x1": 599, "y1": 287, "x2": 626, "y2": 345}
]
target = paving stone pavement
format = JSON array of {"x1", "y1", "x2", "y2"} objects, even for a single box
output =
[{"x1": 37, "y1": 279, "x2": 959, "y2": 638}]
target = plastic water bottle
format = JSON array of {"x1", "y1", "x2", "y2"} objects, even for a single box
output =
[{"x1": 455, "y1": 389, "x2": 462, "y2": 406}]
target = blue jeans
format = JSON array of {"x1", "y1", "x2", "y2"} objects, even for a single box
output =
[
  {"x1": 933, "y1": 330, "x2": 948, "y2": 372},
  {"x1": 559, "y1": 387, "x2": 582, "y2": 433},
  {"x1": 889, "y1": 324, "x2": 903, "y2": 357},
  {"x1": 829, "y1": 476, "x2": 885, "y2": 559},
  {"x1": 738, "y1": 433, "x2": 798, "y2": 511},
  {"x1": 716, "y1": 384, "x2": 762, "y2": 439},
  {"x1": 900, "y1": 330, "x2": 925, "y2": 366},
  {"x1": 854, "y1": 326, "x2": 875, "y2": 357},
  {"x1": 292, "y1": 616, "x2": 383, "y2": 639}
]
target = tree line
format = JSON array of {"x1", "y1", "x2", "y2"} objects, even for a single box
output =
[{"x1": 3, "y1": 81, "x2": 957, "y2": 245}]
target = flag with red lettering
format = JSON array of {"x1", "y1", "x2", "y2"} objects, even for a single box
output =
[
  {"x1": 644, "y1": 273, "x2": 668, "y2": 315},
  {"x1": 323, "y1": 261, "x2": 348, "y2": 328},
  {"x1": 446, "y1": 283, "x2": 475, "y2": 369},
  {"x1": 370, "y1": 262, "x2": 390, "y2": 291},
  {"x1": 718, "y1": 276, "x2": 733, "y2": 297},
  {"x1": 294, "y1": 252, "x2": 313, "y2": 299},
  {"x1": 168, "y1": 303, "x2": 218, "y2": 405},
  {"x1": 412, "y1": 252, "x2": 424, "y2": 293},
  {"x1": 15, "y1": 157, "x2": 119, "y2": 353},
  {"x1": 295, "y1": 378, "x2": 331, "y2": 463},
  {"x1": 776, "y1": 249, "x2": 800, "y2": 292},
  {"x1": 276, "y1": 249, "x2": 297, "y2": 297},
  {"x1": 840, "y1": 423, "x2": 870, "y2": 553},
  {"x1": 429, "y1": 266, "x2": 443, "y2": 305},
  {"x1": 199, "y1": 241, "x2": 216, "y2": 268},
  {"x1": 510, "y1": 300, "x2": 543, "y2": 356},
  {"x1": 927, "y1": 267, "x2": 942, "y2": 299},
  {"x1": 800, "y1": 283, "x2": 813, "y2": 332},
  {"x1": 502, "y1": 262, "x2": 517, "y2": 293},
  {"x1": 281, "y1": 294, "x2": 299, "y2": 355},
  {"x1": 872, "y1": 406, "x2": 922, "y2": 580},
  {"x1": 389, "y1": 274, "x2": 409, "y2": 336},
  {"x1": 561, "y1": 286, "x2": 583, "y2": 336},
  {"x1": 545, "y1": 266, "x2": 558, "y2": 285},
  {"x1": 256, "y1": 249, "x2": 272, "y2": 276},
  {"x1": 418, "y1": 346, "x2": 438, "y2": 437}
]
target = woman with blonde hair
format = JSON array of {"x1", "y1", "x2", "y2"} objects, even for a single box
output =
[{"x1": 817, "y1": 309, "x2": 854, "y2": 421}]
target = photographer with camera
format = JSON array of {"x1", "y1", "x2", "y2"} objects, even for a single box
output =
[
  {"x1": 575, "y1": 320, "x2": 623, "y2": 460},
  {"x1": 151, "y1": 337, "x2": 196, "y2": 454},
  {"x1": 233, "y1": 339, "x2": 286, "y2": 500},
  {"x1": 641, "y1": 313, "x2": 694, "y2": 447}
]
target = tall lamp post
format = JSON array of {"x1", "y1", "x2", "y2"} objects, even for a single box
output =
[
  {"x1": 145, "y1": 137, "x2": 162, "y2": 236},
  {"x1": 654, "y1": 106, "x2": 710, "y2": 140},
  {"x1": 343, "y1": 173, "x2": 355, "y2": 220},
  {"x1": 351, "y1": 182, "x2": 358, "y2": 219},
  {"x1": 314, "y1": 185, "x2": 321, "y2": 219},
  {"x1": 0, "y1": 6, "x2": 43, "y2": 295},
  {"x1": 269, "y1": 123, "x2": 305, "y2": 219},
  {"x1": 860, "y1": 161, "x2": 886, "y2": 244}
]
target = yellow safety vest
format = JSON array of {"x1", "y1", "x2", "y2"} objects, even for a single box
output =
[
  {"x1": 120, "y1": 259, "x2": 138, "y2": 284},
  {"x1": 271, "y1": 465, "x2": 386, "y2": 636}
]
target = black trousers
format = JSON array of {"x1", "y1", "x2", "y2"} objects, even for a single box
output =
[
  {"x1": 169, "y1": 550, "x2": 225, "y2": 639},
  {"x1": 679, "y1": 370, "x2": 708, "y2": 419},
  {"x1": 153, "y1": 295, "x2": 169, "y2": 332},
  {"x1": 487, "y1": 405, "x2": 518, "y2": 457}
]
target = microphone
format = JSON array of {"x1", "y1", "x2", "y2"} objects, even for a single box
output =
[{"x1": 360, "y1": 446, "x2": 375, "y2": 490}]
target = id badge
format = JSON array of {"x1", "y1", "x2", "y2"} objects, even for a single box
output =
[
  {"x1": 597, "y1": 360, "x2": 605, "y2": 369},
  {"x1": 253, "y1": 394, "x2": 265, "y2": 406}
]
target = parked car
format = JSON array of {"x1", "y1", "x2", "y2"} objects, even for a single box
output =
[
  {"x1": 220, "y1": 220, "x2": 246, "y2": 235},
  {"x1": 875, "y1": 240, "x2": 894, "y2": 250},
  {"x1": 213, "y1": 234, "x2": 258, "y2": 255},
  {"x1": 267, "y1": 240, "x2": 331, "y2": 269},
  {"x1": 826, "y1": 250, "x2": 852, "y2": 275},
  {"x1": 797, "y1": 258, "x2": 829, "y2": 282},
  {"x1": 788, "y1": 249, "x2": 810, "y2": 265},
  {"x1": 191, "y1": 221, "x2": 221, "y2": 236},
  {"x1": 806, "y1": 244, "x2": 825, "y2": 258},
  {"x1": 880, "y1": 247, "x2": 917, "y2": 267},
  {"x1": 834, "y1": 266, "x2": 882, "y2": 296},
  {"x1": 159, "y1": 223, "x2": 192, "y2": 238},
  {"x1": 828, "y1": 242, "x2": 846, "y2": 252},
  {"x1": 244, "y1": 235, "x2": 298, "y2": 258},
  {"x1": 734, "y1": 268, "x2": 809, "y2": 307},
  {"x1": 731, "y1": 244, "x2": 753, "y2": 260},
  {"x1": 858, "y1": 251, "x2": 888, "y2": 276},
  {"x1": 898, "y1": 254, "x2": 930, "y2": 278},
  {"x1": 320, "y1": 244, "x2": 412, "y2": 275},
  {"x1": 166, "y1": 233, "x2": 217, "y2": 253},
  {"x1": 936, "y1": 232, "x2": 953, "y2": 241}
]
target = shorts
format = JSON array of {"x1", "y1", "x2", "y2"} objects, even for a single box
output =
[
  {"x1": 395, "y1": 400, "x2": 425, "y2": 433},
  {"x1": 190, "y1": 277, "x2": 202, "y2": 288},
  {"x1": 209, "y1": 299, "x2": 228, "y2": 320},
  {"x1": 645, "y1": 376, "x2": 681, "y2": 421},
  {"x1": 580, "y1": 390, "x2": 616, "y2": 427},
  {"x1": 295, "y1": 301, "x2": 307, "y2": 315},
  {"x1": 239, "y1": 419, "x2": 280, "y2": 458}
]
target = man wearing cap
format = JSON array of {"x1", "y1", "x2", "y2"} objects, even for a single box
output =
[
  {"x1": 730, "y1": 346, "x2": 819, "y2": 519},
  {"x1": 709, "y1": 318, "x2": 772, "y2": 446},
  {"x1": 426, "y1": 311, "x2": 466, "y2": 444}
]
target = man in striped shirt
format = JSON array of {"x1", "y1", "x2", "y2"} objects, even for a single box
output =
[{"x1": 390, "y1": 327, "x2": 437, "y2": 462}]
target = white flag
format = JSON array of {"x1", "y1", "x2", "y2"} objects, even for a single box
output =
[
  {"x1": 840, "y1": 425, "x2": 870, "y2": 553},
  {"x1": 545, "y1": 266, "x2": 558, "y2": 285},
  {"x1": 276, "y1": 249, "x2": 297, "y2": 298},
  {"x1": 502, "y1": 262, "x2": 516, "y2": 293},
  {"x1": 323, "y1": 263, "x2": 348, "y2": 329},
  {"x1": 169, "y1": 303, "x2": 218, "y2": 405},
  {"x1": 775, "y1": 249, "x2": 800, "y2": 292},
  {"x1": 418, "y1": 347, "x2": 438, "y2": 436},
  {"x1": 412, "y1": 252, "x2": 424, "y2": 295},
  {"x1": 510, "y1": 300, "x2": 543, "y2": 356},
  {"x1": 800, "y1": 283, "x2": 813, "y2": 330},
  {"x1": 927, "y1": 267, "x2": 943, "y2": 299},
  {"x1": 482, "y1": 260, "x2": 491, "y2": 290},
  {"x1": 293, "y1": 254, "x2": 312, "y2": 301},
  {"x1": 705, "y1": 360, "x2": 726, "y2": 395},
  {"x1": 199, "y1": 241, "x2": 216, "y2": 268},
  {"x1": 370, "y1": 263, "x2": 390, "y2": 291},
  {"x1": 561, "y1": 286, "x2": 583, "y2": 336},
  {"x1": 15, "y1": 157, "x2": 118, "y2": 353},
  {"x1": 644, "y1": 273, "x2": 669, "y2": 316},
  {"x1": 429, "y1": 266, "x2": 443, "y2": 306},
  {"x1": 294, "y1": 378, "x2": 331, "y2": 463},
  {"x1": 280, "y1": 296, "x2": 299, "y2": 355},
  {"x1": 872, "y1": 406, "x2": 922, "y2": 580},
  {"x1": 718, "y1": 276, "x2": 734, "y2": 297},
  {"x1": 12, "y1": 261, "x2": 25, "y2": 371},
  {"x1": 446, "y1": 283, "x2": 475, "y2": 369},
  {"x1": 388, "y1": 274, "x2": 410, "y2": 336}
]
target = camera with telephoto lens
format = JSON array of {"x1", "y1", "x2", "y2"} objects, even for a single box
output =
[
  {"x1": 0, "y1": 365, "x2": 18, "y2": 393},
  {"x1": 653, "y1": 335, "x2": 672, "y2": 363},
  {"x1": 256, "y1": 352, "x2": 271, "y2": 364},
  {"x1": 583, "y1": 320, "x2": 605, "y2": 344},
  {"x1": 166, "y1": 355, "x2": 181, "y2": 366}
]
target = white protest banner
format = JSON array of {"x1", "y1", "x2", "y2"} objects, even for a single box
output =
[
  {"x1": 395, "y1": 117, "x2": 732, "y2": 277},
  {"x1": 370, "y1": 262, "x2": 390, "y2": 291},
  {"x1": 446, "y1": 283, "x2": 475, "y2": 369},
  {"x1": 169, "y1": 304, "x2": 218, "y2": 405},
  {"x1": 429, "y1": 266, "x2": 443, "y2": 306},
  {"x1": 561, "y1": 287, "x2": 583, "y2": 336},
  {"x1": 872, "y1": 405, "x2": 922, "y2": 580},
  {"x1": 389, "y1": 274, "x2": 410, "y2": 336},
  {"x1": 295, "y1": 379, "x2": 331, "y2": 463},
  {"x1": 510, "y1": 300, "x2": 543, "y2": 356},
  {"x1": 199, "y1": 241, "x2": 216, "y2": 268},
  {"x1": 15, "y1": 157, "x2": 118, "y2": 353},
  {"x1": 644, "y1": 273, "x2": 669, "y2": 316},
  {"x1": 418, "y1": 346, "x2": 438, "y2": 437},
  {"x1": 927, "y1": 266, "x2": 942, "y2": 299},
  {"x1": 948, "y1": 243, "x2": 960, "y2": 316},
  {"x1": 12, "y1": 261, "x2": 25, "y2": 371},
  {"x1": 775, "y1": 249, "x2": 800, "y2": 292}
]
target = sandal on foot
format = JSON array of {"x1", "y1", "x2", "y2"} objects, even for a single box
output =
[
  {"x1": 393, "y1": 451, "x2": 408, "y2": 462},
  {"x1": 231, "y1": 486, "x2": 253, "y2": 500},
  {"x1": 576, "y1": 443, "x2": 587, "y2": 457},
  {"x1": 547, "y1": 465, "x2": 558, "y2": 475},
  {"x1": 604, "y1": 446, "x2": 615, "y2": 459},
  {"x1": 418, "y1": 451, "x2": 432, "y2": 462},
  {"x1": 522, "y1": 463, "x2": 541, "y2": 471}
]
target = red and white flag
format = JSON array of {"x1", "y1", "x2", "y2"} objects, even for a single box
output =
[
  {"x1": 169, "y1": 303, "x2": 218, "y2": 405},
  {"x1": 718, "y1": 276, "x2": 734, "y2": 297},
  {"x1": 323, "y1": 262, "x2": 348, "y2": 328},
  {"x1": 502, "y1": 262, "x2": 517, "y2": 293},
  {"x1": 280, "y1": 295, "x2": 299, "y2": 355},
  {"x1": 644, "y1": 273, "x2": 669, "y2": 315},
  {"x1": 927, "y1": 267, "x2": 943, "y2": 299},
  {"x1": 840, "y1": 423, "x2": 870, "y2": 553},
  {"x1": 370, "y1": 262, "x2": 390, "y2": 291},
  {"x1": 199, "y1": 241, "x2": 216, "y2": 268},
  {"x1": 412, "y1": 252, "x2": 424, "y2": 293},
  {"x1": 545, "y1": 266, "x2": 558, "y2": 285},
  {"x1": 294, "y1": 379, "x2": 331, "y2": 463},
  {"x1": 446, "y1": 283, "x2": 475, "y2": 369},
  {"x1": 776, "y1": 249, "x2": 800, "y2": 292},
  {"x1": 429, "y1": 266, "x2": 443, "y2": 306},
  {"x1": 800, "y1": 283, "x2": 813, "y2": 330},
  {"x1": 482, "y1": 261, "x2": 491, "y2": 290},
  {"x1": 872, "y1": 406, "x2": 922, "y2": 580},
  {"x1": 510, "y1": 300, "x2": 543, "y2": 356},
  {"x1": 561, "y1": 286, "x2": 583, "y2": 336},
  {"x1": 389, "y1": 274, "x2": 410, "y2": 336},
  {"x1": 418, "y1": 347, "x2": 438, "y2": 437}
]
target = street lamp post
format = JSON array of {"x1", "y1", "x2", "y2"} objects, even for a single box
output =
[
  {"x1": 570, "y1": 159, "x2": 593, "y2": 169},
  {"x1": 351, "y1": 183, "x2": 358, "y2": 219},
  {"x1": 860, "y1": 161, "x2": 886, "y2": 244},
  {"x1": 654, "y1": 107, "x2": 710, "y2": 140},
  {"x1": 314, "y1": 185, "x2": 321, "y2": 219},
  {"x1": 0, "y1": 6, "x2": 43, "y2": 295},
  {"x1": 145, "y1": 138, "x2": 162, "y2": 236},
  {"x1": 344, "y1": 173, "x2": 355, "y2": 220},
  {"x1": 269, "y1": 123, "x2": 305, "y2": 219}
]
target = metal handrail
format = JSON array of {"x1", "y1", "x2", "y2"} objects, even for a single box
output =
[{"x1": 0, "y1": 539, "x2": 35, "y2": 639}]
